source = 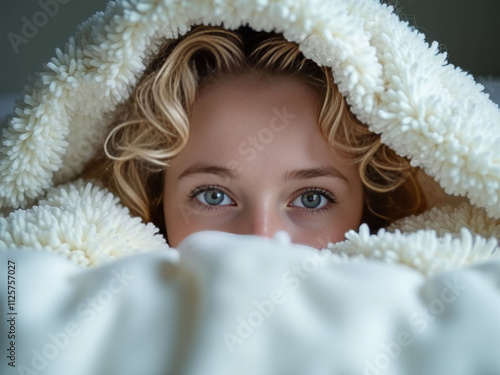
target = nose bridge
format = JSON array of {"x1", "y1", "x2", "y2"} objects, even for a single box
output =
[{"x1": 246, "y1": 199, "x2": 284, "y2": 238}]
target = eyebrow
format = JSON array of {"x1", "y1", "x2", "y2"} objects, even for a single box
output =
[
  {"x1": 282, "y1": 166, "x2": 349, "y2": 184},
  {"x1": 178, "y1": 163, "x2": 349, "y2": 184},
  {"x1": 178, "y1": 163, "x2": 239, "y2": 181}
]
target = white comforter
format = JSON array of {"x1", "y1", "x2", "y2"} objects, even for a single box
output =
[{"x1": 2, "y1": 230, "x2": 500, "y2": 375}]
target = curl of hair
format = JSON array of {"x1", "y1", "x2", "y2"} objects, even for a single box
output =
[{"x1": 82, "y1": 25, "x2": 433, "y2": 236}]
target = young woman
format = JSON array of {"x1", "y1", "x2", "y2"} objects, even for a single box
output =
[
  {"x1": 82, "y1": 26, "x2": 431, "y2": 248},
  {"x1": 1, "y1": 1, "x2": 500, "y2": 374}
]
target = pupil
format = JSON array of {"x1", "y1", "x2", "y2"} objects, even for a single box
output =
[
  {"x1": 302, "y1": 193, "x2": 320, "y2": 208},
  {"x1": 205, "y1": 190, "x2": 223, "y2": 205}
]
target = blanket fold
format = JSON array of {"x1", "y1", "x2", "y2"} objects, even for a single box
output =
[{"x1": 2, "y1": 232, "x2": 500, "y2": 375}]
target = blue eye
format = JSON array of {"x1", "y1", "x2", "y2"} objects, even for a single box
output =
[
  {"x1": 292, "y1": 192, "x2": 327, "y2": 209},
  {"x1": 291, "y1": 189, "x2": 335, "y2": 210},
  {"x1": 194, "y1": 187, "x2": 234, "y2": 206},
  {"x1": 189, "y1": 186, "x2": 335, "y2": 211}
]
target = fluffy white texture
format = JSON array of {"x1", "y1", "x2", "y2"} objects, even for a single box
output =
[
  {"x1": 1, "y1": 2, "x2": 500, "y2": 372},
  {"x1": 4, "y1": 234, "x2": 500, "y2": 375},
  {"x1": 332, "y1": 224, "x2": 500, "y2": 277},
  {"x1": 0, "y1": 180, "x2": 171, "y2": 267},
  {"x1": 389, "y1": 201, "x2": 500, "y2": 239},
  {"x1": 1, "y1": 0, "x2": 499, "y2": 220}
]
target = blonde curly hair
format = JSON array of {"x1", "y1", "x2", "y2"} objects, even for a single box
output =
[{"x1": 82, "y1": 25, "x2": 432, "y2": 238}]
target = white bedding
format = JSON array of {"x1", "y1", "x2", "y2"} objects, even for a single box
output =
[{"x1": 2, "y1": 231, "x2": 500, "y2": 375}]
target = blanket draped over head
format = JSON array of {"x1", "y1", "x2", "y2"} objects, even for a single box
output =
[{"x1": 1, "y1": 0, "x2": 500, "y2": 374}]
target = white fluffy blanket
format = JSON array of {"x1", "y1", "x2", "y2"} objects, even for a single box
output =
[
  {"x1": 2, "y1": 230, "x2": 500, "y2": 375},
  {"x1": 1, "y1": 0, "x2": 500, "y2": 373}
]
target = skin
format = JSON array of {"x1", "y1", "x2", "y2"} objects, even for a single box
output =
[{"x1": 163, "y1": 74, "x2": 364, "y2": 249}]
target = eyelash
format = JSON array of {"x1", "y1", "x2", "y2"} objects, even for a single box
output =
[
  {"x1": 187, "y1": 185, "x2": 337, "y2": 214},
  {"x1": 188, "y1": 185, "x2": 234, "y2": 212},
  {"x1": 296, "y1": 187, "x2": 337, "y2": 215}
]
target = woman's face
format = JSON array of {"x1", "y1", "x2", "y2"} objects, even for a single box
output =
[{"x1": 163, "y1": 75, "x2": 364, "y2": 249}]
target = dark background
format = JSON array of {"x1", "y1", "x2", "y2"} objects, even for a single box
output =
[
  {"x1": 383, "y1": 0, "x2": 500, "y2": 76},
  {"x1": 1, "y1": 0, "x2": 499, "y2": 96}
]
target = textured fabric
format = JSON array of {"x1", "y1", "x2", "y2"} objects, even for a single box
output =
[{"x1": 2, "y1": 231, "x2": 500, "y2": 375}]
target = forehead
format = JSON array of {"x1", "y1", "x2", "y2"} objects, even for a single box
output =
[
  {"x1": 189, "y1": 75, "x2": 322, "y2": 148},
  {"x1": 167, "y1": 74, "x2": 355, "y2": 178}
]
